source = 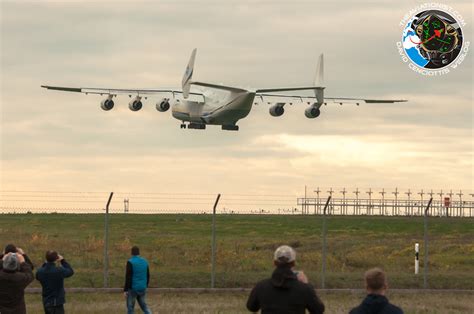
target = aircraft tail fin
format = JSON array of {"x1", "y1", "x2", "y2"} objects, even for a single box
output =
[
  {"x1": 182, "y1": 48, "x2": 197, "y2": 99},
  {"x1": 314, "y1": 53, "x2": 324, "y2": 104}
]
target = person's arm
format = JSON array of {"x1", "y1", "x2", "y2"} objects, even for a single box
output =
[
  {"x1": 246, "y1": 284, "x2": 261, "y2": 312},
  {"x1": 22, "y1": 254, "x2": 35, "y2": 270},
  {"x1": 124, "y1": 261, "x2": 133, "y2": 292},
  {"x1": 17, "y1": 254, "x2": 34, "y2": 288},
  {"x1": 305, "y1": 285, "x2": 325, "y2": 314},
  {"x1": 147, "y1": 265, "x2": 150, "y2": 287},
  {"x1": 60, "y1": 259, "x2": 74, "y2": 278}
]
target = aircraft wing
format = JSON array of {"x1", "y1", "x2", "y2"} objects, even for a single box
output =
[
  {"x1": 41, "y1": 85, "x2": 204, "y2": 98},
  {"x1": 255, "y1": 93, "x2": 407, "y2": 104}
]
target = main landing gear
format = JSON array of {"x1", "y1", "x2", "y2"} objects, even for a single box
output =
[
  {"x1": 180, "y1": 122, "x2": 239, "y2": 131},
  {"x1": 222, "y1": 125, "x2": 239, "y2": 131},
  {"x1": 187, "y1": 122, "x2": 206, "y2": 130}
]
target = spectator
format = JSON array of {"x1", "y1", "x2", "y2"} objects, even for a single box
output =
[
  {"x1": 0, "y1": 244, "x2": 35, "y2": 270},
  {"x1": 349, "y1": 268, "x2": 403, "y2": 314},
  {"x1": 0, "y1": 252, "x2": 34, "y2": 314},
  {"x1": 36, "y1": 251, "x2": 74, "y2": 314},
  {"x1": 247, "y1": 245, "x2": 325, "y2": 314},
  {"x1": 124, "y1": 246, "x2": 152, "y2": 314}
]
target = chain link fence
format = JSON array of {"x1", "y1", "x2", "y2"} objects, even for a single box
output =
[{"x1": 1, "y1": 189, "x2": 473, "y2": 290}]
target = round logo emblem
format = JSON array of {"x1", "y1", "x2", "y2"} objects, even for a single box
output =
[{"x1": 402, "y1": 9, "x2": 464, "y2": 69}]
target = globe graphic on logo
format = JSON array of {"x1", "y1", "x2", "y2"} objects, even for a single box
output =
[{"x1": 402, "y1": 10, "x2": 463, "y2": 69}]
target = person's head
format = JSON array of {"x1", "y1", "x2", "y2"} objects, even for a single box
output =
[
  {"x1": 273, "y1": 245, "x2": 296, "y2": 268},
  {"x1": 45, "y1": 250, "x2": 59, "y2": 263},
  {"x1": 2, "y1": 253, "x2": 19, "y2": 271},
  {"x1": 364, "y1": 268, "x2": 388, "y2": 295},
  {"x1": 131, "y1": 246, "x2": 140, "y2": 256},
  {"x1": 4, "y1": 244, "x2": 17, "y2": 254}
]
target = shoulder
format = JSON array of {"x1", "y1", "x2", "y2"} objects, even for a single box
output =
[
  {"x1": 296, "y1": 280, "x2": 317, "y2": 293},
  {"x1": 253, "y1": 278, "x2": 271, "y2": 289},
  {"x1": 385, "y1": 303, "x2": 404, "y2": 314},
  {"x1": 348, "y1": 305, "x2": 361, "y2": 314},
  {"x1": 36, "y1": 264, "x2": 47, "y2": 273}
]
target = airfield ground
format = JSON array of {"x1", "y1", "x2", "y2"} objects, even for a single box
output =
[
  {"x1": 1, "y1": 214, "x2": 472, "y2": 290},
  {"x1": 23, "y1": 291, "x2": 474, "y2": 313}
]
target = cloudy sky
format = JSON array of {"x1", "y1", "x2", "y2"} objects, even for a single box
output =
[{"x1": 0, "y1": 1, "x2": 472, "y2": 210}]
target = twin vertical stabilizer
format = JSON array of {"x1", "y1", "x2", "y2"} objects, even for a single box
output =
[{"x1": 182, "y1": 48, "x2": 197, "y2": 99}]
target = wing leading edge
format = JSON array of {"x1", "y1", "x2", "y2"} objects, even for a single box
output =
[
  {"x1": 40, "y1": 85, "x2": 204, "y2": 98},
  {"x1": 255, "y1": 92, "x2": 407, "y2": 104}
]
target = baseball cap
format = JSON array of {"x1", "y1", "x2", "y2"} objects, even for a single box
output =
[{"x1": 274, "y1": 245, "x2": 296, "y2": 264}]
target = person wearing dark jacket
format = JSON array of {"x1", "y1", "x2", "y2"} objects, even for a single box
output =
[
  {"x1": 247, "y1": 245, "x2": 325, "y2": 314},
  {"x1": 36, "y1": 250, "x2": 74, "y2": 314},
  {"x1": 0, "y1": 252, "x2": 34, "y2": 314},
  {"x1": 349, "y1": 268, "x2": 403, "y2": 314},
  {"x1": 0, "y1": 243, "x2": 35, "y2": 270},
  {"x1": 124, "y1": 246, "x2": 152, "y2": 314}
]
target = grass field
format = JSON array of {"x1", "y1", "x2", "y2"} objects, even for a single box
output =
[
  {"x1": 1, "y1": 214, "x2": 473, "y2": 289},
  {"x1": 24, "y1": 291, "x2": 474, "y2": 314}
]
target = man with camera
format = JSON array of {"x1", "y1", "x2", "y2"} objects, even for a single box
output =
[
  {"x1": 0, "y1": 243, "x2": 35, "y2": 270},
  {"x1": 36, "y1": 251, "x2": 75, "y2": 314},
  {"x1": 246, "y1": 245, "x2": 325, "y2": 314},
  {"x1": 0, "y1": 252, "x2": 34, "y2": 314}
]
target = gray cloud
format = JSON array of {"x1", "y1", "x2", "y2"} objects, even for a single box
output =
[{"x1": 1, "y1": 0, "x2": 472, "y2": 202}]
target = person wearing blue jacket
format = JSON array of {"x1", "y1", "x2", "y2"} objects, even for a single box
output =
[
  {"x1": 349, "y1": 268, "x2": 403, "y2": 314},
  {"x1": 35, "y1": 251, "x2": 74, "y2": 314},
  {"x1": 124, "y1": 246, "x2": 151, "y2": 314}
]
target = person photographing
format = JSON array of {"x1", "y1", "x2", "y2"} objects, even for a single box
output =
[
  {"x1": 247, "y1": 245, "x2": 325, "y2": 313},
  {"x1": 36, "y1": 251, "x2": 74, "y2": 314},
  {"x1": 0, "y1": 252, "x2": 34, "y2": 314}
]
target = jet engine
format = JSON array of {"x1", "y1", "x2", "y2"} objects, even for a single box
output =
[
  {"x1": 269, "y1": 103, "x2": 285, "y2": 117},
  {"x1": 156, "y1": 98, "x2": 170, "y2": 112},
  {"x1": 305, "y1": 104, "x2": 321, "y2": 118},
  {"x1": 129, "y1": 96, "x2": 143, "y2": 111},
  {"x1": 100, "y1": 97, "x2": 114, "y2": 111}
]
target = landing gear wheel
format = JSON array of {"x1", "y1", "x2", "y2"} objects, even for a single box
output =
[
  {"x1": 222, "y1": 125, "x2": 239, "y2": 131},
  {"x1": 180, "y1": 123, "x2": 186, "y2": 129}
]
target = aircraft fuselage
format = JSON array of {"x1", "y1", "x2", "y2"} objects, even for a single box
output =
[{"x1": 171, "y1": 90, "x2": 255, "y2": 126}]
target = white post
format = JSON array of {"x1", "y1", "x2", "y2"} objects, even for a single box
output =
[{"x1": 415, "y1": 243, "x2": 419, "y2": 275}]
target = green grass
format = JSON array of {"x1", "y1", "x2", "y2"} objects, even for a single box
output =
[
  {"x1": 24, "y1": 291, "x2": 474, "y2": 314},
  {"x1": 1, "y1": 214, "x2": 473, "y2": 289}
]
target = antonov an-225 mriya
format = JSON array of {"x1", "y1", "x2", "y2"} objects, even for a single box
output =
[{"x1": 42, "y1": 49, "x2": 406, "y2": 131}]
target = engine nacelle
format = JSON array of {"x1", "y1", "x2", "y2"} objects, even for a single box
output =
[
  {"x1": 305, "y1": 105, "x2": 321, "y2": 118},
  {"x1": 269, "y1": 103, "x2": 285, "y2": 117},
  {"x1": 100, "y1": 98, "x2": 114, "y2": 111},
  {"x1": 156, "y1": 98, "x2": 170, "y2": 112},
  {"x1": 129, "y1": 97, "x2": 143, "y2": 111}
]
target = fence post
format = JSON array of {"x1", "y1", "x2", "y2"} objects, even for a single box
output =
[
  {"x1": 103, "y1": 192, "x2": 114, "y2": 288},
  {"x1": 211, "y1": 194, "x2": 221, "y2": 288},
  {"x1": 423, "y1": 197, "x2": 433, "y2": 289},
  {"x1": 321, "y1": 196, "x2": 331, "y2": 289}
]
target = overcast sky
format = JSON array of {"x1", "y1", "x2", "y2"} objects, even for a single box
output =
[{"x1": 0, "y1": 0, "x2": 472, "y2": 209}]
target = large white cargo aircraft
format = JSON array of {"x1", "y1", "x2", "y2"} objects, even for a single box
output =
[{"x1": 42, "y1": 49, "x2": 406, "y2": 131}]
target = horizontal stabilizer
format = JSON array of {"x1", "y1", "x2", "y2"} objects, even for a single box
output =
[
  {"x1": 255, "y1": 86, "x2": 322, "y2": 93},
  {"x1": 192, "y1": 81, "x2": 247, "y2": 93}
]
